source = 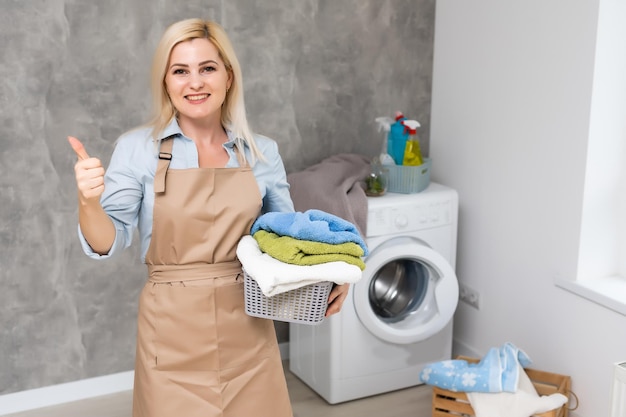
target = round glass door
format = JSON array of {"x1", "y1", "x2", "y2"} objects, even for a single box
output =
[
  {"x1": 369, "y1": 259, "x2": 429, "y2": 323},
  {"x1": 353, "y1": 237, "x2": 458, "y2": 344}
]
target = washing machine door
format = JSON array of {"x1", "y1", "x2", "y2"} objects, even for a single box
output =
[{"x1": 353, "y1": 236, "x2": 459, "y2": 344}]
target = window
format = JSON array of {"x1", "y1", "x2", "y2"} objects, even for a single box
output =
[{"x1": 556, "y1": 0, "x2": 626, "y2": 315}]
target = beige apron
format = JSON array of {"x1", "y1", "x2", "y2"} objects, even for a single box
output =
[{"x1": 132, "y1": 137, "x2": 293, "y2": 417}]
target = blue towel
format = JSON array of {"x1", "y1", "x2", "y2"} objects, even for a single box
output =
[
  {"x1": 250, "y1": 209, "x2": 369, "y2": 256},
  {"x1": 419, "y1": 342, "x2": 531, "y2": 393}
]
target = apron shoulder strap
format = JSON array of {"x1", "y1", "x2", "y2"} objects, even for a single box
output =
[{"x1": 154, "y1": 135, "x2": 175, "y2": 194}]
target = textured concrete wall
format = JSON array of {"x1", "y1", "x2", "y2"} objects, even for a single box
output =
[{"x1": 0, "y1": 0, "x2": 435, "y2": 393}]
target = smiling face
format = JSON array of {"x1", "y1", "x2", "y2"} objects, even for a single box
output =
[{"x1": 164, "y1": 37, "x2": 232, "y2": 125}]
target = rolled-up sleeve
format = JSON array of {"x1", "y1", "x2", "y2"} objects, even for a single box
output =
[
  {"x1": 258, "y1": 139, "x2": 294, "y2": 214},
  {"x1": 78, "y1": 136, "x2": 144, "y2": 259}
]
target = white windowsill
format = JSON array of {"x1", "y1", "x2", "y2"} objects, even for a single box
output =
[{"x1": 555, "y1": 275, "x2": 626, "y2": 316}]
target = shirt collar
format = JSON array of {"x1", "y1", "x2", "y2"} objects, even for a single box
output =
[
  {"x1": 158, "y1": 118, "x2": 184, "y2": 141},
  {"x1": 158, "y1": 118, "x2": 243, "y2": 150}
]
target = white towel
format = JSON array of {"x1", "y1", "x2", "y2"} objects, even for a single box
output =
[
  {"x1": 236, "y1": 235, "x2": 363, "y2": 296},
  {"x1": 467, "y1": 364, "x2": 568, "y2": 417}
]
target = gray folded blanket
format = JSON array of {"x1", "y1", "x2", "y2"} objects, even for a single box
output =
[{"x1": 287, "y1": 153, "x2": 371, "y2": 237}]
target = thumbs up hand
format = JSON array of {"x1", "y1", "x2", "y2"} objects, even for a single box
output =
[{"x1": 68, "y1": 136, "x2": 105, "y2": 201}]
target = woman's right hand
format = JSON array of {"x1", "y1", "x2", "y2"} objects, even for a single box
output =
[
  {"x1": 68, "y1": 136, "x2": 105, "y2": 202},
  {"x1": 67, "y1": 136, "x2": 116, "y2": 255}
]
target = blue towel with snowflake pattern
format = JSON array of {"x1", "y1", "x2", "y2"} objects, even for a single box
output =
[{"x1": 419, "y1": 342, "x2": 532, "y2": 393}]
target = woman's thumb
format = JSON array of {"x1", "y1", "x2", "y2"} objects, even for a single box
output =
[{"x1": 68, "y1": 136, "x2": 90, "y2": 160}]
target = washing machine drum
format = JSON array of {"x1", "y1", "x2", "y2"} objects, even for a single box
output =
[{"x1": 354, "y1": 236, "x2": 459, "y2": 344}]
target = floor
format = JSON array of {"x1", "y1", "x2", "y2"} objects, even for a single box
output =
[{"x1": 4, "y1": 361, "x2": 433, "y2": 417}]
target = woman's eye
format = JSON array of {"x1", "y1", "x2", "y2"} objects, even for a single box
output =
[
  {"x1": 202, "y1": 66, "x2": 216, "y2": 73},
  {"x1": 173, "y1": 68, "x2": 186, "y2": 75}
]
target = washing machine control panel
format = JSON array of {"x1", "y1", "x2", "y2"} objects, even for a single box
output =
[{"x1": 367, "y1": 199, "x2": 453, "y2": 237}]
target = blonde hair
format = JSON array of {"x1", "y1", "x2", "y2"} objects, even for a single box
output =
[{"x1": 147, "y1": 18, "x2": 262, "y2": 164}]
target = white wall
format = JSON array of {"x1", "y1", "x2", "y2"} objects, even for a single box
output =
[{"x1": 430, "y1": 1, "x2": 626, "y2": 416}]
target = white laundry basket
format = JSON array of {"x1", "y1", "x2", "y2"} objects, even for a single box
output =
[{"x1": 243, "y1": 272, "x2": 332, "y2": 325}]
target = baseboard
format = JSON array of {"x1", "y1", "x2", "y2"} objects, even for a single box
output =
[
  {"x1": 0, "y1": 371, "x2": 134, "y2": 415},
  {"x1": 452, "y1": 338, "x2": 481, "y2": 359},
  {"x1": 0, "y1": 342, "x2": 290, "y2": 415}
]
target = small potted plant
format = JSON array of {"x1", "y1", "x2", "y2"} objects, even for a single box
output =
[{"x1": 365, "y1": 163, "x2": 388, "y2": 197}]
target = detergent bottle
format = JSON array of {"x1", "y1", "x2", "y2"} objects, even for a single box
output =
[
  {"x1": 374, "y1": 116, "x2": 395, "y2": 165},
  {"x1": 388, "y1": 111, "x2": 408, "y2": 165},
  {"x1": 401, "y1": 119, "x2": 424, "y2": 166}
]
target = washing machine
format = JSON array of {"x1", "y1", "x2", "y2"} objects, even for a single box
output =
[{"x1": 289, "y1": 182, "x2": 459, "y2": 404}]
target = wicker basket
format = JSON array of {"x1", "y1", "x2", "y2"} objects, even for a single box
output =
[
  {"x1": 432, "y1": 356, "x2": 572, "y2": 417},
  {"x1": 243, "y1": 272, "x2": 332, "y2": 324}
]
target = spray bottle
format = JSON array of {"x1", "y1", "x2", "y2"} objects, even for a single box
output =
[
  {"x1": 401, "y1": 119, "x2": 424, "y2": 166},
  {"x1": 374, "y1": 116, "x2": 395, "y2": 165},
  {"x1": 388, "y1": 111, "x2": 408, "y2": 165}
]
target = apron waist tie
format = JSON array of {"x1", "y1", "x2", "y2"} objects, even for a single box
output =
[{"x1": 147, "y1": 261, "x2": 243, "y2": 283}]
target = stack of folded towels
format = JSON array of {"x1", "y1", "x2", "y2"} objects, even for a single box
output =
[{"x1": 236, "y1": 209, "x2": 368, "y2": 296}]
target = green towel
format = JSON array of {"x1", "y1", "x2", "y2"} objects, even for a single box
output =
[{"x1": 253, "y1": 230, "x2": 366, "y2": 270}]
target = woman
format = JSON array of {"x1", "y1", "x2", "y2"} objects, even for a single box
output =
[{"x1": 69, "y1": 18, "x2": 349, "y2": 417}]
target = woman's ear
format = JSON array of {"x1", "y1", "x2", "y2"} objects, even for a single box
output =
[{"x1": 227, "y1": 70, "x2": 233, "y2": 91}]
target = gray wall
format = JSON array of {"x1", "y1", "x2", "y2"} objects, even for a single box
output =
[{"x1": 0, "y1": 0, "x2": 435, "y2": 393}]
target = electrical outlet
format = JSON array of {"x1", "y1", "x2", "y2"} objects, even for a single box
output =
[{"x1": 459, "y1": 284, "x2": 480, "y2": 309}]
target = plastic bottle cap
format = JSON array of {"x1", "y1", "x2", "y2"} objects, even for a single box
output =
[
  {"x1": 375, "y1": 116, "x2": 394, "y2": 132},
  {"x1": 401, "y1": 119, "x2": 421, "y2": 134}
]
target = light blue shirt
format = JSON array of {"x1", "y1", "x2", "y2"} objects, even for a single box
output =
[{"x1": 78, "y1": 119, "x2": 294, "y2": 262}]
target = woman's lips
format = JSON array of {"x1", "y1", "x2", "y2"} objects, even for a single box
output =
[{"x1": 186, "y1": 93, "x2": 209, "y2": 103}]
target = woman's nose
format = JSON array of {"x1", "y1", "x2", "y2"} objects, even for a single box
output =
[{"x1": 189, "y1": 72, "x2": 204, "y2": 89}]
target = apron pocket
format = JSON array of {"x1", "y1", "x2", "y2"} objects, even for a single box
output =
[
  {"x1": 153, "y1": 283, "x2": 218, "y2": 372},
  {"x1": 215, "y1": 280, "x2": 275, "y2": 369}
]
